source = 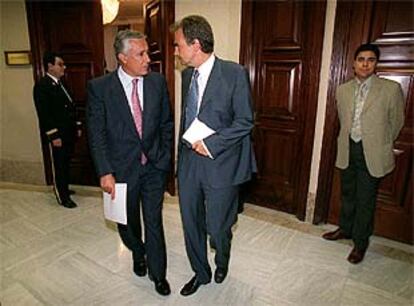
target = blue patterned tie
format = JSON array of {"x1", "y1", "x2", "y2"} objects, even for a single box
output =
[{"x1": 185, "y1": 69, "x2": 199, "y2": 130}]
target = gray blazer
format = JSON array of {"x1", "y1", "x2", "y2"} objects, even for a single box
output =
[
  {"x1": 177, "y1": 57, "x2": 257, "y2": 187},
  {"x1": 335, "y1": 75, "x2": 405, "y2": 177}
]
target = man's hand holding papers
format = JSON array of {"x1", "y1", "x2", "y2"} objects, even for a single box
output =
[{"x1": 182, "y1": 118, "x2": 215, "y2": 158}]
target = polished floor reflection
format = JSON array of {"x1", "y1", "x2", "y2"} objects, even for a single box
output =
[{"x1": 1, "y1": 186, "x2": 413, "y2": 305}]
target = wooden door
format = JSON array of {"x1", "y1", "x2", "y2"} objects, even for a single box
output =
[
  {"x1": 316, "y1": 0, "x2": 413, "y2": 244},
  {"x1": 26, "y1": 0, "x2": 104, "y2": 186},
  {"x1": 143, "y1": 0, "x2": 175, "y2": 195},
  {"x1": 240, "y1": 1, "x2": 326, "y2": 219}
]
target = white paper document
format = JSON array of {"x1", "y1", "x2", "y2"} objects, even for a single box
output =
[
  {"x1": 182, "y1": 118, "x2": 216, "y2": 145},
  {"x1": 103, "y1": 183, "x2": 127, "y2": 225}
]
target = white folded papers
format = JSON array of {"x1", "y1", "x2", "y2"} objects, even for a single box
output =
[
  {"x1": 182, "y1": 118, "x2": 215, "y2": 145},
  {"x1": 103, "y1": 183, "x2": 127, "y2": 225}
]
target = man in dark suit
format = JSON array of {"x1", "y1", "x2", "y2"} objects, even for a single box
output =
[
  {"x1": 171, "y1": 15, "x2": 257, "y2": 296},
  {"x1": 87, "y1": 30, "x2": 173, "y2": 296},
  {"x1": 33, "y1": 51, "x2": 80, "y2": 208},
  {"x1": 322, "y1": 43, "x2": 405, "y2": 264}
]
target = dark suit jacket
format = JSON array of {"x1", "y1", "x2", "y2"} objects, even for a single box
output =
[
  {"x1": 178, "y1": 57, "x2": 257, "y2": 188},
  {"x1": 33, "y1": 75, "x2": 77, "y2": 141},
  {"x1": 87, "y1": 71, "x2": 173, "y2": 184}
]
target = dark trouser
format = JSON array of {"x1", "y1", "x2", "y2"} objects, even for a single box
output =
[
  {"x1": 117, "y1": 163, "x2": 167, "y2": 280},
  {"x1": 339, "y1": 139, "x2": 380, "y2": 250},
  {"x1": 50, "y1": 138, "x2": 73, "y2": 203},
  {"x1": 178, "y1": 150, "x2": 239, "y2": 283}
]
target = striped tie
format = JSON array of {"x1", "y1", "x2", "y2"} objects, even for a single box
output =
[
  {"x1": 185, "y1": 69, "x2": 199, "y2": 130},
  {"x1": 131, "y1": 78, "x2": 147, "y2": 164},
  {"x1": 351, "y1": 82, "x2": 367, "y2": 142}
]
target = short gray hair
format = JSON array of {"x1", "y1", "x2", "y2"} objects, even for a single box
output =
[{"x1": 114, "y1": 30, "x2": 146, "y2": 56}]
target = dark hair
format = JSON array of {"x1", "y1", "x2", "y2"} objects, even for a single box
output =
[
  {"x1": 43, "y1": 51, "x2": 61, "y2": 72},
  {"x1": 171, "y1": 15, "x2": 214, "y2": 53},
  {"x1": 354, "y1": 43, "x2": 380, "y2": 60},
  {"x1": 113, "y1": 30, "x2": 146, "y2": 57}
]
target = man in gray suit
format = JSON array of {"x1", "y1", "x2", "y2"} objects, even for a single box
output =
[
  {"x1": 87, "y1": 30, "x2": 173, "y2": 295},
  {"x1": 171, "y1": 15, "x2": 257, "y2": 296},
  {"x1": 322, "y1": 43, "x2": 405, "y2": 264}
]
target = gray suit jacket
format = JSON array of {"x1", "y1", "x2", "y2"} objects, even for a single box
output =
[
  {"x1": 87, "y1": 71, "x2": 173, "y2": 183},
  {"x1": 336, "y1": 75, "x2": 405, "y2": 177},
  {"x1": 177, "y1": 57, "x2": 257, "y2": 187}
]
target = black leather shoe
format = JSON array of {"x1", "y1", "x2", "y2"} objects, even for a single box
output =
[
  {"x1": 133, "y1": 260, "x2": 147, "y2": 277},
  {"x1": 61, "y1": 198, "x2": 77, "y2": 208},
  {"x1": 214, "y1": 267, "x2": 228, "y2": 283},
  {"x1": 347, "y1": 247, "x2": 367, "y2": 264},
  {"x1": 322, "y1": 228, "x2": 350, "y2": 241},
  {"x1": 153, "y1": 278, "x2": 171, "y2": 296},
  {"x1": 180, "y1": 276, "x2": 209, "y2": 296}
]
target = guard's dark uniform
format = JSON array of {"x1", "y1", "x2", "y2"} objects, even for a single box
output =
[{"x1": 33, "y1": 75, "x2": 78, "y2": 203}]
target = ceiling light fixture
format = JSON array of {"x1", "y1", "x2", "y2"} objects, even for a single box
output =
[{"x1": 101, "y1": 0, "x2": 119, "y2": 25}]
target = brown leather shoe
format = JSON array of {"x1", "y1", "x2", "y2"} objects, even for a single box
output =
[
  {"x1": 347, "y1": 247, "x2": 367, "y2": 264},
  {"x1": 322, "y1": 228, "x2": 350, "y2": 241}
]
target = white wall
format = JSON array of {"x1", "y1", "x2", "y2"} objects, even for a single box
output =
[
  {"x1": 0, "y1": 0, "x2": 45, "y2": 184},
  {"x1": 175, "y1": 0, "x2": 242, "y2": 62}
]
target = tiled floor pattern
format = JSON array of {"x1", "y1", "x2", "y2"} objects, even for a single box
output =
[{"x1": 1, "y1": 187, "x2": 413, "y2": 305}]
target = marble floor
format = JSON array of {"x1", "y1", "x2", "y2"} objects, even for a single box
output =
[{"x1": 1, "y1": 184, "x2": 413, "y2": 305}]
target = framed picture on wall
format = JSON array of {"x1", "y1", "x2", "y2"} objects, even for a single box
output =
[{"x1": 4, "y1": 51, "x2": 32, "y2": 65}]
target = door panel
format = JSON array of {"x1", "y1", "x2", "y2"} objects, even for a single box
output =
[
  {"x1": 144, "y1": 0, "x2": 163, "y2": 73},
  {"x1": 240, "y1": 1, "x2": 326, "y2": 218},
  {"x1": 65, "y1": 62, "x2": 98, "y2": 186},
  {"x1": 26, "y1": 0, "x2": 104, "y2": 186},
  {"x1": 323, "y1": 0, "x2": 413, "y2": 243}
]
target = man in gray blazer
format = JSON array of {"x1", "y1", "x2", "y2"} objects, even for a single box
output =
[
  {"x1": 323, "y1": 43, "x2": 405, "y2": 264},
  {"x1": 172, "y1": 15, "x2": 257, "y2": 296},
  {"x1": 87, "y1": 30, "x2": 173, "y2": 295}
]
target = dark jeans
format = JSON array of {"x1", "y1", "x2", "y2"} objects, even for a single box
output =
[{"x1": 339, "y1": 139, "x2": 380, "y2": 250}]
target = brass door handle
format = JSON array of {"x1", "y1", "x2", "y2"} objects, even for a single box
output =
[{"x1": 393, "y1": 148, "x2": 403, "y2": 156}]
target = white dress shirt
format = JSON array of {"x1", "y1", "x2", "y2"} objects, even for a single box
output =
[
  {"x1": 351, "y1": 75, "x2": 373, "y2": 142},
  {"x1": 117, "y1": 66, "x2": 144, "y2": 112},
  {"x1": 47, "y1": 72, "x2": 72, "y2": 102},
  {"x1": 195, "y1": 53, "x2": 215, "y2": 113},
  {"x1": 46, "y1": 72, "x2": 59, "y2": 84},
  {"x1": 193, "y1": 54, "x2": 216, "y2": 158}
]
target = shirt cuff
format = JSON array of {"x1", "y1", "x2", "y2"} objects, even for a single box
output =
[
  {"x1": 201, "y1": 140, "x2": 214, "y2": 159},
  {"x1": 45, "y1": 128, "x2": 59, "y2": 140}
]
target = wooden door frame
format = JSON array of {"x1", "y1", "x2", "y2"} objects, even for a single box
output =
[
  {"x1": 26, "y1": 0, "x2": 54, "y2": 185},
  {"x1": 240, "y1": 1, "x2": 326, "y2": 220},
  {"x1": 313, "y1": 0, "x2": 374, "y2": 224},
  {"x1": 162, "y1": 0, "x2": 176, "y2": 195},
  {"x1": 143, "y1": 0, "x2": 176, "y2": 195}
]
